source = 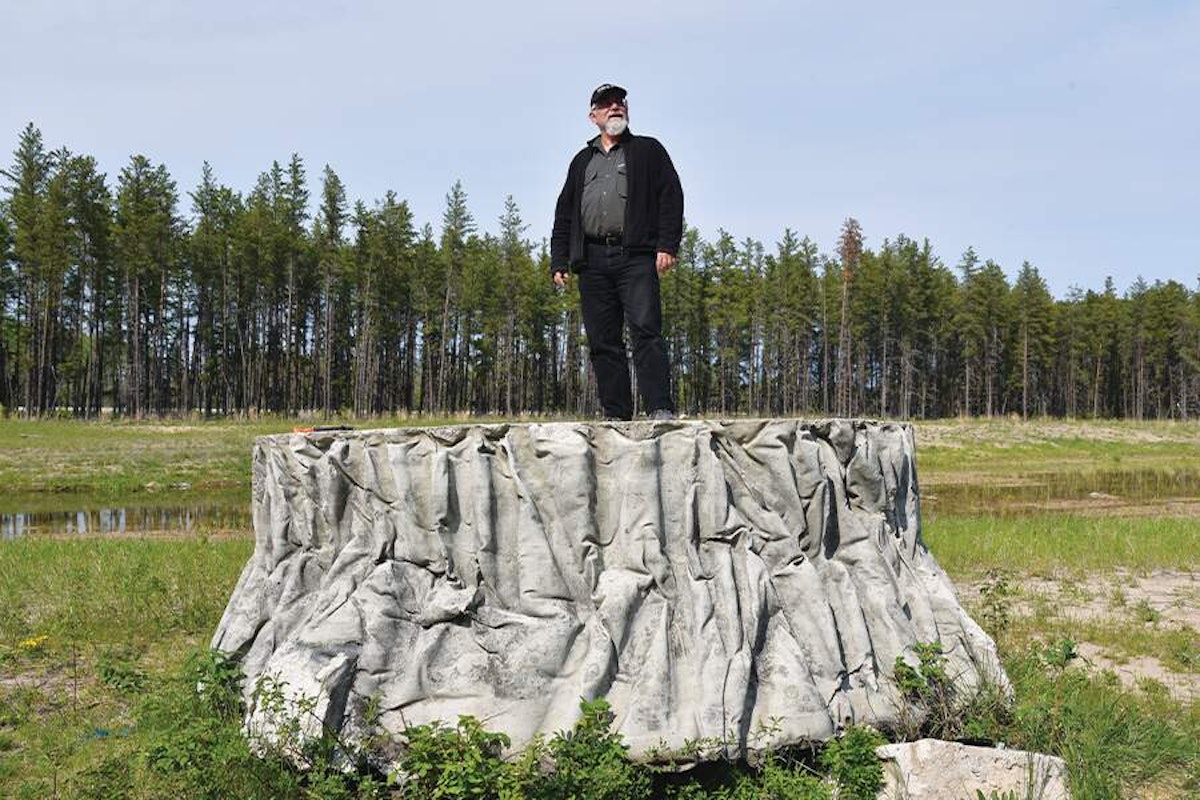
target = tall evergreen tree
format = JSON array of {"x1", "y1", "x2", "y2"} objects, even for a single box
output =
[
  {"x1": 0, "y1": 211, "x2": 13, "y2": 409},
  {"x1": 437, "y1": 180, "x2": 475, "y2": 413},
  {"x1": 834, "y1": 218, "x2": 863, "y2": 416},
  {"x1": 2, "y1": 124, "x2": 54, "y2": 414},
  {"x1": 1010, "y1": 261, "x2": 1055, "y2": 417},
  {"x1": 315, "y1": 165, "x2": 348, "y2": 414},
  {"x1": 113, "y1": 155, "x2": 181, "y2": 416}
]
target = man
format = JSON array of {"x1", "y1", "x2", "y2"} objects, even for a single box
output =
[{"x1": 551, "y1": 83, "x2": 683, "y2": 421}]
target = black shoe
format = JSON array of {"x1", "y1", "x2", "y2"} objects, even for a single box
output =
[
  {"x1": 647, "y1": 409, "x2": 677, "y2": 421},
  {"x1": 603, "y1": 415, "x2": 630, "y2": 422}
]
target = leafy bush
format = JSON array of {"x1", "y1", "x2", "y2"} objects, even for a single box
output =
[
  {"x1": 540, "y1": 698, "x2": 651, "y2": 800},
  {"x1": 398, "y1": 715, "x2": 511, "y2": 799},
  {"x1": 819, "y1": 726, "x2": 884, "y2": 800}
]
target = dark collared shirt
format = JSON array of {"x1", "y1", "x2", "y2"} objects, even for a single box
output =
[{"x1": 580, "y1": 141, "x2": 626, "y2": 238}]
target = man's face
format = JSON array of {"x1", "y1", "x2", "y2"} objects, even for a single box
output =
[{"x1": 589, "y1": 96, "x2": 628, "y2": 132}]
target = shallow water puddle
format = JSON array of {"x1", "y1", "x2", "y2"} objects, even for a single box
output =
[
  {"x1": 925, "y1": 466, "x2": 1200, "y2": 514},
  {"x1": 1, "y1": 503, "x2": 250, "y2": 539}
]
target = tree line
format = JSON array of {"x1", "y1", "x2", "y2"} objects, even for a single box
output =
[{"x1": 3, "y1": 123, "x2": 1198, "y2": 421}]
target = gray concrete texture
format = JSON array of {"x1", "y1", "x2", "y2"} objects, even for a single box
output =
[{"x1": 212, "y1": 419, "x2": 1006, "y2": 760}]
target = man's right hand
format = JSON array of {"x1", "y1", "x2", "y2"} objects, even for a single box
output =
[{"x1": 553, "y1": 270, "x2": 569, "y2": 289}]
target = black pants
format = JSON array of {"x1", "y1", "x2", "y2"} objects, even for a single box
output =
[{"x1": 579, "y1": 242, "x2": 674, "y2": 420}]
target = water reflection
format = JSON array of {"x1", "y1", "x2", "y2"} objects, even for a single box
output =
[
  {"x1": 2, "y1": 504, "x2": 250, "y2": 540},
  {"x1": 925, "y1": 466, "x2": 1200, "y2": 514}
]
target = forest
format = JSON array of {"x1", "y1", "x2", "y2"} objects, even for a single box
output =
[{"x1": 3, "y1": 123, "x2": 1198, "y2": 420}]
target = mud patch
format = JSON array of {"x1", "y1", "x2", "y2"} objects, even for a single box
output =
[{"x1": 990, "y1": 497, "x2": 1200, "y2": 517}]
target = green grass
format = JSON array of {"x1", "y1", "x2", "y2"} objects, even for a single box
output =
[
  {"x1": 966, "y1": 650, "x2": 1200, "y2": 799},
  {"x1": 2, "y1": 417, "x2": 1200, "y2": 798},
  {"x1": 0, "y1": 414, "x2": 492, "y2": 510},
  {"x1": 0, "y1": 538, "x2": 252, "y2": 647},
  {"x1": 0, "y1": 418, "x2": 272, "y2": 507},
  {"x1": 923, "y1": 513, "x2": 1200, "y2": 576},
  {"x1": 0, "y1": 539, "x2": 254, "y2": 799}
]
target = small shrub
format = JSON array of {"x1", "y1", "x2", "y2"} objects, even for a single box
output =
[
  {"x1": 759, "y1": 753, "x2": 830, "y2": 799},
  {"x1": 892, "y1": 641, "x2": 972, "y2": 740},
  {"x1": 542, "y1": 698, "x2": 651, "y2": 800},
  {"x1": 894, "y1": 641, "x2": 948, "y2": 702},
  {"x1": 398, "y1": 715, "x2": 511, "y2": 799},
  {"x1": 188, "y1": 647, "x2": 244, "y2": 717},
  {"x1": 820, "y1": 725, "x2": 884, "y2": 800},
  {"x1": 977, "y1": 570, "x2": 1014, "y2": 637},
  {"x1": 138, "y1": 650, "x2": 303, "y2": 799}
]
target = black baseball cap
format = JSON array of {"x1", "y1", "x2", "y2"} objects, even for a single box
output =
[{"x1": 590, "y1": 83, "x2": 627, "y2": 108}]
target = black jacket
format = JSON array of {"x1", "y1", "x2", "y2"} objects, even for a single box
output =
[{"x1": 551, "y1": 130, "x2": 684, "y2": 273}]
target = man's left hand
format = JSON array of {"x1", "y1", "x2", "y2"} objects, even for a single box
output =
[{"x1": 656, "y1": 251, "x2": 676, "y2": 275}]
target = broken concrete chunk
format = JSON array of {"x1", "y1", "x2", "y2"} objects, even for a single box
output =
[{"x1": 876, "y1": 739, "x2": 1069, "y2": 799}]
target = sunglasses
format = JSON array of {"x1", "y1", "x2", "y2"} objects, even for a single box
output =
[{"x1": 592, "y1": 97, "x2": 627, "y2": 110}]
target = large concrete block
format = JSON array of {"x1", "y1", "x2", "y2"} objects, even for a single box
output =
[
  {"x1": 212, "y1": 419, "x2": 1005, "y2": 760},
  {"x1": 876, "y1": 739, "x2": 1069, "y2": 799}
]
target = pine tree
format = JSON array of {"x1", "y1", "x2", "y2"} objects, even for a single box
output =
[
  {"x1": 835, "y1": 218, "x2": 863, "y2": 416},
  {"x1": 316, "y1": 165, "x2": 348, "y2": 415},
  {"x1": 437, "y1": 180, "x2": 475, "y2": 413},
  {"x1": 2, "y1": 124, "x2": 53, "y2": 414},
  {"x1": 1010, "y1": 261, "x2": 1055, "y2": 418},
  {"x1": 113, "y1": 155, "x2": 181, "y2": 416}
]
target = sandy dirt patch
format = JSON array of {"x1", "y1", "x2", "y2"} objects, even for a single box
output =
[
  {"x1": 958, "y1": 571, "x2": 1199, "y2": 703},
  {"x1": 915, "y1": 419, "x2": 1200, "y2": 448}
]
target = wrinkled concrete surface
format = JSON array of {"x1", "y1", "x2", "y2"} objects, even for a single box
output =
[{"x1": 213, "y1": 419, "x2": 1005, "y2": 759}]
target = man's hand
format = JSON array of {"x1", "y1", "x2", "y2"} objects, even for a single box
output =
[
  {"x1": 553, "y1": 270, "x2": 569, "y2": 289},
  {"x1": 656, "y1": 251, "x2": 677, "y2": 275}
]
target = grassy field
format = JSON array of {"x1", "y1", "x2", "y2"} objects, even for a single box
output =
[{"x1": 0, "y1": 416, "x2": 1198, "y2": 798}]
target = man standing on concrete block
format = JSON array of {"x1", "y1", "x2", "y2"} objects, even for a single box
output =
[{"x1": 551, "y1": 83, "x2": 683, "y2": 421}]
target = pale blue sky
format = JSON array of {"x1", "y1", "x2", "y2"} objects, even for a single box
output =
[{"x1": 4, "y1": 0, "x2": 1198, "y2": 297}]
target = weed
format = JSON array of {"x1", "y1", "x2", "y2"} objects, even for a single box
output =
[
  {"x1": 16, "y1": 634, "x2": 48, "y2": 654},
  {"x1": 1037, "y1": 638, "x2": 1078, "y2": 671},
  {"x1": 894, "y1": 642, "x2": 949, "y2": 702},
  {"x1": 756, "y1": 752, "x2": 830, "y2": 799},
  {"x1": 890, "y1": 641, "x2": 1008, "y2": 743},
  {"x1": 1130, "y1": 599, "x2": 1162, "y2": 624},
  {"x1": 188, "y1": 647, "x2": 244, "y2": 716},
  {"x1": 96, "y1": 647, "x2": 147, "y2": 693},
  {"x1": 977, "y1": 570, "x2": 1014, "y2": 637}
]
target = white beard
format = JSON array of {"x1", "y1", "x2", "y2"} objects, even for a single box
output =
[{"x1": 604, "y1": 116, "x2": 628, "y2": 137}]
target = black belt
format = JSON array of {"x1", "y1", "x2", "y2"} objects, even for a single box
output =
[{"x1": 586, "y1": 234, "x2": 623, "y2": 246}]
